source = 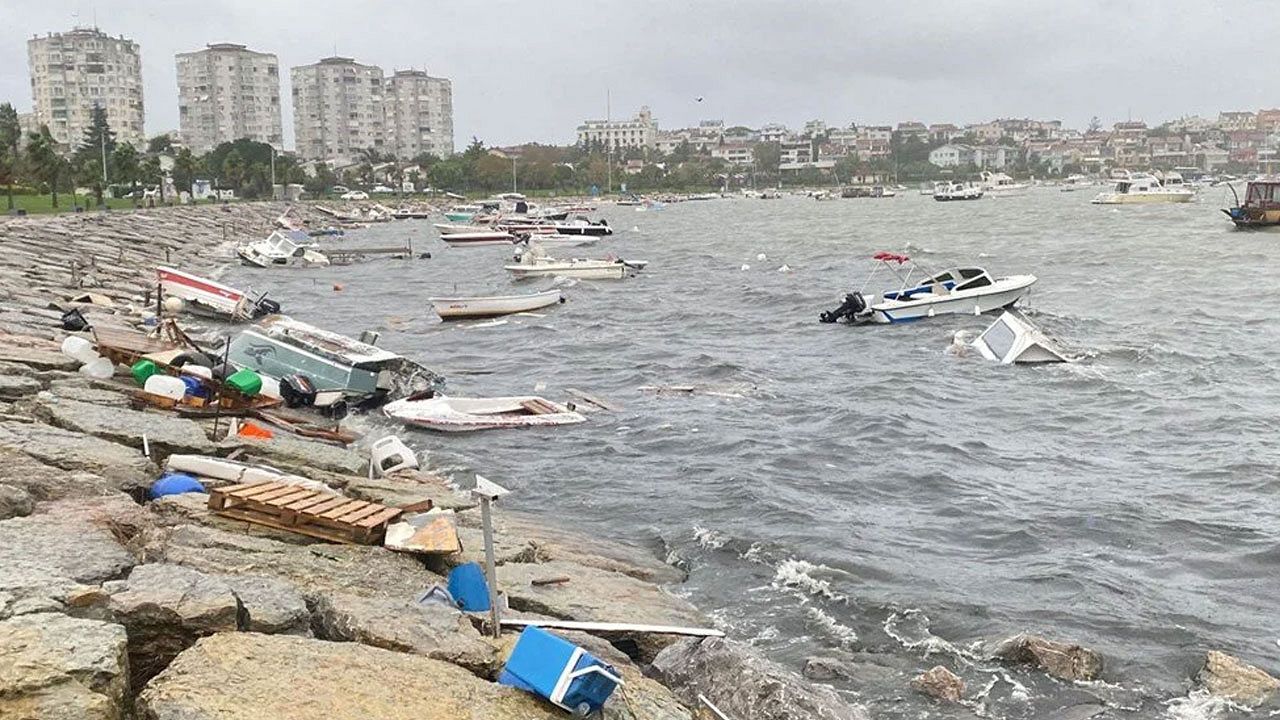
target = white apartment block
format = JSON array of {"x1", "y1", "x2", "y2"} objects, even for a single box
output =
[
  {"x1": 386, "y1": 69, "x2": 453, "y2": 159},
  {"x1": 291, "y1": 57, "x2": 386, "y2": 162},
  {"x1": 176, "y1": 43, "x2": 283, "y2": 154},
  {"x1": 710, "y1": 143, "x2": 754, "y2": 165},
  {"x1": 27, "y1": 27, "x2": 145, "y2": 152},
  {"x1": 577, "y1": 107, "x2": 657, "y2": 149}
]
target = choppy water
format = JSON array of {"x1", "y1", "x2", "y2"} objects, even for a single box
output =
[{"x1": 225, "y1": 188, "x2": 1280, "y2": 719}]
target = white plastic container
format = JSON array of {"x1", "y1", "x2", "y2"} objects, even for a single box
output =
[
  {"x1": 258, "y1": 375, "x2": 282, "y2": 400},
  {"x1": 182, "y1": 365, "x2": 213, "y2": 380},
  {"x1": 370, "y1": 435, "x2": 419, "y2": 477},
  {"x1": 61, "y1": 336, "x2": 100, "y2": 364},
  {"x1": 78, "y1": 356, "x2": 115, "y2": 379},
  {"x1": 143, "y1": 374, "x2": 187, "y2": 401}
]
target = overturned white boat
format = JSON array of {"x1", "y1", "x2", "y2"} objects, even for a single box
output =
[
  {"x1": 972, "y1": 311, "x2": 1069, "y2": 364},
  {"x1": 237, "y1": 230, "x2": 330, "y2": 268},
  {"x1": 820, "y1": 252, "x2": 1035, "y2": 324},
  {"x1": 383, "y1": 395, "x2": 586, "y2": 432},
  {"x1": 429, "y1": 289, "x2": 563, "y2": 320},
  {"x1": 440, "y1": 230, "x2": 517, "y2": 247}
]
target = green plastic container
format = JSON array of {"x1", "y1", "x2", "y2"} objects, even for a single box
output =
[
  {"x1": 131, "y1": 359, "x2": 158, "y2": 386},
  {"x1": 225, "y1": 368, "x2": 263, "y2": 397}
]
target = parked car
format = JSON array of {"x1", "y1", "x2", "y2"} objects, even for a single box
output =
[
  {"x1": 371, "y1": 185, "x2": 396, "y2": 194},
  {"x1": 340, "y1": 190, "x2": 369, "y2": 200},
  {"x1": 330, "y1": 185, "x2": 350, "y2": 194}
]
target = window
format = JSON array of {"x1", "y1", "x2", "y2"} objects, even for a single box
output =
[{"x1": 956, "y1": 275, "x2": 992, "y2": 291}]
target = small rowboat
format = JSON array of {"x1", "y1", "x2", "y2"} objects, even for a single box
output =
[
  {"x1": 383, "y1": 395, "x2": 586, "y2": 432},
  {"x1": 505, "y1": 257, "x2": 646, "y2": 280},
  {"x1": 156, "y1": 266, "x2": 278, "y2": 320},
  {"x1": 429, "y1": 289, "x2": 563, "y2": 320},
  {"x1": 440, "y1": 231, "x2": 517, "y2": 247}
]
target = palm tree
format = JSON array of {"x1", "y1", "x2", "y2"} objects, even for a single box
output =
[
  {"x1": 0, "y1": 103, "x2": 20, "y2": 211},
  {"x1": 25, "y1": 125, "x2": 62, "y2": 208}
]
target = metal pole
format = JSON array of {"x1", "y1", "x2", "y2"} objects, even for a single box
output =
[
  {"x1": 480, "y1": 496, "x2": 501, "y2": 638},
  {"x1": 271, "y1": 149, "x2": 277, "y2": 197}
]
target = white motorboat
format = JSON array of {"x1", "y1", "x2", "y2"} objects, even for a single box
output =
[
  {"x1": 434, "y1": 223, "x2": 489, "y2": 235},
  {"x1": 933, "y1": 182, "x2": 984, "y2": 201},
  {"x1": 505, "y1": 244, "x2": 645, "y2": 280},
  {"x1": 383, "y1": 395, "x2": 586, "y2": 432},
  {"x1": 444, "y1": 204, "x2": 484, "y2": 222},
  {"x1": 439, "y1": 231, "x2": 517, "y2": 247},
  {"x1": 236, "y1": 230, "x2": 330, "y2": 268},
  {"x1": 1091, "y1": 173, "x2": 1194, "y2": 204},
  {"x1": 429, "y1": 289, "x2": 564, "y2": 320},
  {"x1": 1060, "y1": 174, "x2": 1093, "y2": 192},
  {"x1": 820, "y1": 252, "x2": 1036, "y2": 325},
  {"x1": 156, "y1": 266, "x2": 279, "y2": 321},
  {"x1": 972, "y1": 311, "x2": 1069, "y2": 364},
  {"x1": 980, "y1": 171, "x2": 1030, "y2": 197}
]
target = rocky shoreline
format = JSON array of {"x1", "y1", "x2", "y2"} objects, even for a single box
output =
[
  {"x1": 0, "y1": 203, "x2": 871, "y2": 720},
  {"x1": 1, "y1": 203, "x2": 1276, "y2": 720}
]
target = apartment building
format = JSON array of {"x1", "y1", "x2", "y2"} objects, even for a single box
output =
[
  {"x1": 176, "y1": 43, "x2": 282, "y2": 154},
  {"x1": 291, "y1": 56, "x2": 386, "y2": 162},
  {"x1": 27, "y1": 27, "x2": 145, "y2": 151},
  {"x1": 385, "y1": 69, "x2": 453, "y2": 159},
  {"x1": 576, "y1": 107, "x2": 658, "y2": 150}
]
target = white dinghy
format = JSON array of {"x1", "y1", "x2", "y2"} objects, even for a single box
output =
[
  {"x1": 383, "y1": 395, "x2": 586, "y2": 432},
  {"x1": 972, "y1": 311, "x2": 1069, "y2": 364},
  {"x1": 429, "y1": 289, "x2": 564, "y2": 320},
  {"x1": 820, "y1": 252, "x2": 1036, "y2": 325},
  {"x1": 504, "y1": 243, "x2": 645, "y2": 280}
]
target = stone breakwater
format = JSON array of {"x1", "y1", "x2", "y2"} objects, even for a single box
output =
[
  {"x1": 0, "y1": 203, "x2": 1275, "y2": 720},
  {"x1": 0, "y1": 203, "x2": 872, "y2": 720}
]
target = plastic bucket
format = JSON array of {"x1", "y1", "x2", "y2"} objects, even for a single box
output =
[
  {"x1": 61, "y1": 336, "x2": 99, "y2": 364},
  {"x1": 180, "y1": 375, "x2": 210, "y2": 399},
  {"x1": 131, "y1": 359, "x2": 159, "y2": 386},
  {"x1": 259, "y1": 375, "x2": 281, "y2": 399},
  {"x1": 182, "y1": 364, "x2": 213, "y2": 380},
  {"x1": 78, "y1": 356, "x2": 114, "y2": 379},
  {"x1": 144, "y1": 374, "x2": 187, "y2": 401},
  {"x1": 226, "y1": 368, "x2": 263, "y2": 397}
]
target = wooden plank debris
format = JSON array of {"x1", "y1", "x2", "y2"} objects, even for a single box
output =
[{"x1": 208, "y1": 481, "x2": 402, "y2": 545}]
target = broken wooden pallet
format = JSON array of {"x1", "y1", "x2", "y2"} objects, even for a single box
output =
[{"x1": 208, "y1": 481, "x2": 403, "y2": 545}]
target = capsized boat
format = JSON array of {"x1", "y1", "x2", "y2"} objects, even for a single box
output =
[
  {"x1": 429, "y1": 289, "x2": 564, "y2": 320},
  {"x1": 237, "y1": 230, "x2": 330, "y2": 268},
  {"x1": 1222, "y1": 179, "x2": 1280, "y2": 230},
  {"x1": 156, "y1": 267, "x2": 279, "y2": 321},
  {"x1": 933, "y1": 182, "x2": 984, "y2": 201},
  {"x1": 819, "y1": 252, "x2": 1036, "y2": 324},
  {"x1": 505, "y1": 243, "x2": 645, "y2": 280},
  {"x1": 971, "y1": 311, "x2": 1069, "y2": 364},
  {"x1": 440, "y1": 231, "x2": 517, "y2": 247},
  {"x1": 1092, "y1": 173, "x2": 1194, "y2": 204},
  {"x1": 383, "y1": 395, "x2": 586, "y2": 432}
]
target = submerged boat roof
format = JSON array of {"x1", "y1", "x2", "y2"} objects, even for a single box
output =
[{"x1": 254, "y1": 315, "x2": 399, "y2": 365}]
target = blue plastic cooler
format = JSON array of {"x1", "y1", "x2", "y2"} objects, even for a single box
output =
[{"x1": 498, "y1": 626, "x2": 623, "y2": 714}]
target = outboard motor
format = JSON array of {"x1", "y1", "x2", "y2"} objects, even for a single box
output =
[
  {"x1": 819, "y1": 292, "x2": 868, "y2": 323},
  {"x1": 279, "y1": 374, "x2": 318, "y2": 408},
  {"x1": 252, "y1": 296, "x2": 281, "y2": 318}
]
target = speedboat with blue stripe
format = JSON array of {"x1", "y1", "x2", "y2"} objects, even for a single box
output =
[{"x1": 820, "y1": 252, "x2": 1036, "y2": 324}]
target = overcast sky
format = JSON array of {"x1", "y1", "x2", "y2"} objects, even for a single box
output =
[{"x1": 2, "y1": 0, "x2": 1277, "y2": 150}]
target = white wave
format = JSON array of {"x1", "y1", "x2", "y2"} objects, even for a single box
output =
[
  {"x1": 772, "y1": 559, "x2": 846, "y2": 602},
  {"x1": 740, "y1": 542, "x2": 767, "y2": 564},
  {"x1": 883, "y1": 609, "x2": 978, "y2": 662},
  {"x1": 692, "y1": 525, "x2": 729, "y2": 550},
  {"x1": 805, "y1": 606, "x2": 858, "y2": 649},
  {"x1": 1163, "y1": 690, "x2": 1246, "y2": 720}
]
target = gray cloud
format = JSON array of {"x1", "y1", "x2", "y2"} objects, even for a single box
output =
[{"x1": 2, "y1": 0, "x2": 1276, "y2": 149}]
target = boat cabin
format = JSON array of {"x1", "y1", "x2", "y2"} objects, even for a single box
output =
[
  {"x1": 1113, "y1": 175, "x2": 1160, "y2": 194},
  {"x1": 1243, "y1": 181, "x2": 1280, "y2": 210},
  {"x1": 885, "y1": 267, "x2": 992, "y2": 300},
  {"x1": 262, "y1": 230, "x2": 312, "y2": 257}
]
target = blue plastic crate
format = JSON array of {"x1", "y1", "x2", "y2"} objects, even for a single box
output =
[
  {"x1": 498, "y1": 626, "x2": 622, "y2": 714},
  {"x1": 447, "y1": 562, "x2": 490, "y2": 611}
]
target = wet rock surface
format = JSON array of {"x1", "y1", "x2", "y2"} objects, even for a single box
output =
[
  {"x1": 1196, "y1": 650, "x2": 1280, "y2": 706},
  {"x1": 0, "y1": 612, "x2": 130, "y2": 720},
  {"x1": 912, "y1": 664, "x2": 966, "y2": 702},
  {"x1": 991, "y1": 633, "x2": 1104, "y2": 681}
]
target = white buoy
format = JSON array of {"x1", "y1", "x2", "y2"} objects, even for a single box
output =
[
  {"x1": 777, "y1": 264, "x2": 791, "y2": 273},
  {"x1": 756, "y1": 253, "x2": 767, "y2": 261},
  {"x1": 630, "y1": 226, "x2": 640, "y2": 232},
  {"x1": 163, "y1": 296, "x2": 184, "y2": 314},
  {"x1": 740, "y1": 264, "x2": 750, "y2": 271},
  {"x1": 61, "y1": 336, "x2": 99, "y2": 364},
  {"x1": 78, "y1": 356, "x2": 114, "y2": 379}
]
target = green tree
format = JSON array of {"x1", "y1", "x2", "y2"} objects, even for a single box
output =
[
  {"x1": 753, "y1": 141, "x2": 781, "y2": 175},
  {"x1": 139, "y1": 155, "x2": 163, "y2": 202},
  {"x1": 146, "y1": 134, "x2": 174, "y2": 154},
  {"x1": 110, "y1": 143, "x2": 141, "y2": 198},
  {"x1": 25, "y1": 125, "x2": 63, "y2": 208},
  {"x1": 0, "y1": 103, "x2": 21, "y2": 211},
  {"x1": 172, "y1": 148, "x2": 198, "y2": 198},
  {"x1": 72, "y1": 105, "x2": 116, "y2": 207},
  {"x1": 221, "y1": 149, "x2": 246, "y2": 192}
]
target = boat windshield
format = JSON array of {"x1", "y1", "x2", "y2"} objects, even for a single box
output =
[
  {"x1": 1245, "y1": 183, "x2": 1280, "y2": 208},
  {"x1": 1116, "y1": 182, "x2": 1131, "y2": 193}
]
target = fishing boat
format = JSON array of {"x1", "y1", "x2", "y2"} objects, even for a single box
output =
[
  {"x1": 383, "y1": 395, "x2": 586, "y2": 432},
  {"x1": 980, "y1": 171, "x2": 1030, "y2": 197},
  {"x1": 1091, "y1": 173, "x2": 1194, "y2": 204},
  {"x1": 156, "y1": 266, "x2": 280, "y2": 321},
  {"x1": 971, "y1": 311, "x2": 1069, "y2": 364},
  {"x1": 543, "y1": 216, "x2": 613, "y2": 236},
  {"x1": 439, "y1": 231, "x2": 517, "y2": 247},
  {"x1": 429, "y1": 289, "x2": 564, "y2": 320},
  {"x1": 1222, "y1": 179, "x2": 1280, "y2": 230},
  {"x1": 933, "y1": 182, "x2": 984, "y2": 201},
  {"x1": 444, "y1": 204, "x2": 484, "y2": 222},
  {"x1": 236, "y1": 230, "x2": 330, "y2": 268},
  {"x1": 819, "y1": 251, "x2": 1036, "y2": 324},
  {"x1": 505, "y1": 244, "x2": 645, "y2": 280}
]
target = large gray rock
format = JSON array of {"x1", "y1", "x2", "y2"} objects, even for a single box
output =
[
  {"x1": 1197, "y1": 650, "x2": 1280, "y2": 706},
  {"x1": 912, "y1": 665, "x2": 965, "y2": 702},
  {"x1": 0, "y1": 482, "x2": 34, "y2": 519},
  {"x1": 217, "y1": 574, "x2": 310, "y2": 636},
  {"x1": 0, "y1": 343, "x2": 78, "y2": 371},
  {"x1": 0, "y1": 613, "x2": 130, "y2": 720},
  {"x1": 136, "y1": 632, "x2": 564, "y2": 720},
  {"x1": 0, "y1": 421, "x2": 155, "y2": 491},
  {"x1": 231, "y1": 434, "x2": 367, "y2": 476},
  {"x1": 651, "y1": 637, "x2": 871, "y2": 720},
  {"x1": 47, "y1": 379, "x2": 131, "y2": 406},
  {"x1": 107, "y1": 563, "x2": 242, "y2": 688},
  {"x1": 0, "y1": 495, "x2": 141, "y2": 618},
  {"x1": 0, "y1": 447, "x2": 122, "y2": 504},
  {"x1": 0, "y1": 374, "x2": 41, "y2": 400},
  {"x1": 312, "y1": 591, "x2": 494, "y2": 673},
  {"x1": 345, "y1": 470, "x2": 475, "y2": 511},
  {"x1": 148, "y1": 493, "x2": 311, "y2": 544},
  {"x1": 499, "y1": 560, "x2": 707, "y2": 661},
  {"x1": 990, "y1": 633, "x2": 1104, "y2": 681},
  {"x1": 148, "y1": 524, "x2": 443, "y2": 602},
  {"x1": 35, "y1": 395, "x2": 214, "y2": 459}
]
